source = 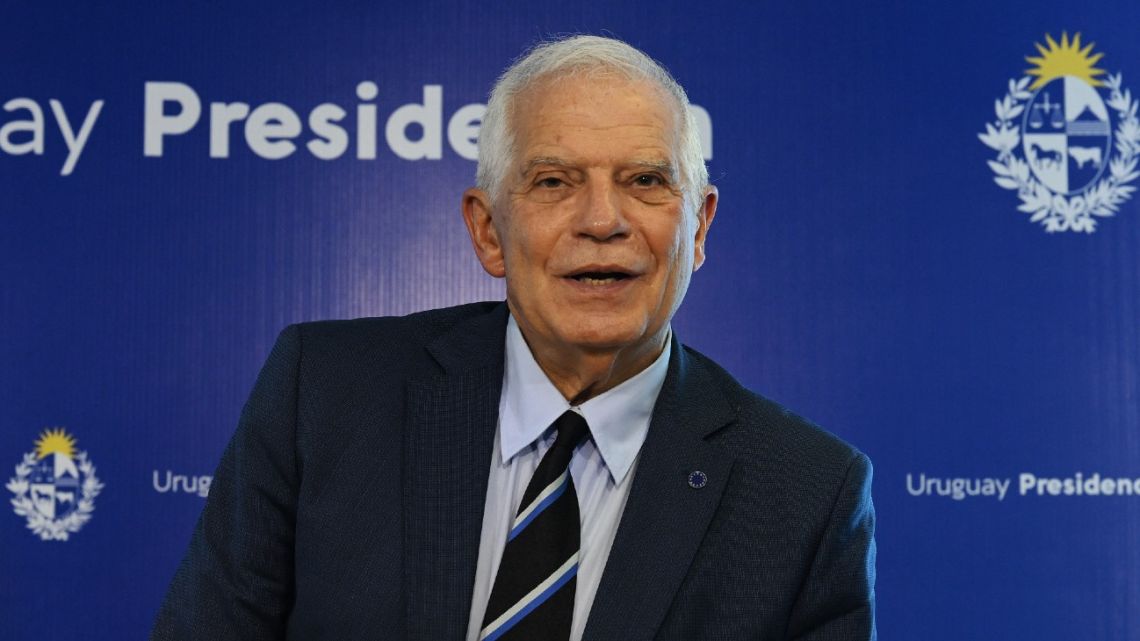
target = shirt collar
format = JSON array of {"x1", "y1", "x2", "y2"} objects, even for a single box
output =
[{"x1": 499, "y1": 314, "x2": 671, "y2": 484}]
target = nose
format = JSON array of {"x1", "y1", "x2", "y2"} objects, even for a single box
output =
[{"x1": 575, "y1": 176, "x2": 630, "y2": 241}]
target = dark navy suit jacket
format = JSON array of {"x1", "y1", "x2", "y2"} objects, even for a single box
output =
[{"x1": 153, "y1": 302, "x2": 876, "y2": 640}]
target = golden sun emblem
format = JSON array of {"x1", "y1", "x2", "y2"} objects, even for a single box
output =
[
  {"x1": 1025, "y1": 32, "x2": 1107, "y2": 90},
  {"x1": 34, "y1": 428, "x2": 77, "y2": 460}
]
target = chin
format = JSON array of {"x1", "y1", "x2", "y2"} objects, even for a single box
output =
[{"x1": 559, "y1": 319, "x2": 651, "y2": 352}]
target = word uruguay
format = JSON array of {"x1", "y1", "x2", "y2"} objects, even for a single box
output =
[
  {"x1": 1, "y1": 82, "x2": 713, "y2": 176},
  {"x1": 907, "y1": 472, "x2": 1140, "y2": 501},
  {"x1": 153, "y1": 469, "x2": 212, "y2": 498}
]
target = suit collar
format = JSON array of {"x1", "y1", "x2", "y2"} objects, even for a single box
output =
[
  {"x1": 403, "y1": 303, "x2": 508, "y2": 641},
  {"x1": 653, "y1": 332, "x2": 738, "y2": 437},
  {"x1": 424, "y1": 301, "x2": 509, "y2": 374},
  {"x1": 583, "y1": 334, "x2": 739, "y2": 641}
]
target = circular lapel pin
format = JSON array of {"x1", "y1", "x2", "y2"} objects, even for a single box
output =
[{"x1": 687, "y1": 470, "x2": 708, "y2": 489}]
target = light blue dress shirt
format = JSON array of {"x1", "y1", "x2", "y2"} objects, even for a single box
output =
[{"x1": 465, "y1": 315, "x2": 672, "y2": 641}]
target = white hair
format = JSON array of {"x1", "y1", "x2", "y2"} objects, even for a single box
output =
[{"x1": 476, "y1": 35, "x2": 709, "y2": 209}]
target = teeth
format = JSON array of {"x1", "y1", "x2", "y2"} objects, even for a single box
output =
[{"x1": 580, "y1": 276, "x2": 618, "y2": 285}]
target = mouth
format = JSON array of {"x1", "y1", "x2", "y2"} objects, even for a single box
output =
[{"x1": 564, "y1": 268, "x2": 635, "y2": 286}]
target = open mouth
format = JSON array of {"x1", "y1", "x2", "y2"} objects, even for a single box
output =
[{"x1": 568, "y1": 271, "x2": 633, "y2": 285}]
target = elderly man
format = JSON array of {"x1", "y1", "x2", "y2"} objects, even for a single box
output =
[{"x1": 153, "y1": 35, "x2": 875, "y2": 641}]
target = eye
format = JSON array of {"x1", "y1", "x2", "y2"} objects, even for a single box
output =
[
  {"x1": 634, "y1": 174, "x2": 665, "y2": 187},
  {"x1": 536, "y1": 176, "x2": 565, "y2": 188}
]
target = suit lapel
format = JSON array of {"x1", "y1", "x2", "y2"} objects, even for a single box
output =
[
  {"x1": 584, "y1": 339, "x2": 737, "y2": 641},
  {"x1": 402, "y1": 305, "x2": 507, "y2": 641}
]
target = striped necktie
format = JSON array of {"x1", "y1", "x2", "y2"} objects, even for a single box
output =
[{"x1": 479, "y1": 410, "x2": 590, "y2": 641}]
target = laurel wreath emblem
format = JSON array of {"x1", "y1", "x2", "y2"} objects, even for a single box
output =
[
  {"x1": 7, "y1": 451, "x2": 103, "y2": 541},
  {"x1": 979, "y1": 74, "x2": 1140, "y2": 233}
]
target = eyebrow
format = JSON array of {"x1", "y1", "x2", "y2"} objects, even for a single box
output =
[
  {"x1": 629, "y1": 160, "x2": 679, "y2": 181},
  {"x1": 518, "y1": 156, "x2": 574, "y2": 177},
  {"x1": 519, "y1": 157, "x2": 679, "y2": 181}
]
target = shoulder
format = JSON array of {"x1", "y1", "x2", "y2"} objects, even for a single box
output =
[
  {"x1": 262, "y1": 302, "x2": 505, "y2": 392},
  {"x1": 288, "y1": 301, "x2": 501, "y2": 349},
  {"x1": 281, "y1": 301, "x2": 499, "y2": 361}
]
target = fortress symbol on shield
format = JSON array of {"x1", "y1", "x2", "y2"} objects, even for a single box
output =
[
  {"x1": 979, "y1": 32, "x2": 1140, "y2": 233},
  {"x1": 6, "y1": 428, "x2": 103, "y2": 541}
]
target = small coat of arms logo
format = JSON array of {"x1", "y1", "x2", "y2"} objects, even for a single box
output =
[
  {"x1": 980, "y1": 32, "x2": 1140, "y2": 233},
  {"x1": 7, "y1": 428, "x2": 103, "y2": 541}
]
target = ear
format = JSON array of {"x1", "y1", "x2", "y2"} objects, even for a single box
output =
[
  {"x1": 462, "y1": 187, "x2": 507, "y2": 278},
  {"x1": 692, "y1": 184, "x2": 718, "y2": 271}
]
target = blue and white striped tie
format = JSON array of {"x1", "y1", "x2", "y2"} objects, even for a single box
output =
[{"x1": 479, "y1": 411, "x2": 590, "y2": 641}]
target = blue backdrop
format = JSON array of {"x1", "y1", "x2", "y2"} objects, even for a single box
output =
[{"x1": 3, "y1": 1, "x2": 1139, "y2": 639}]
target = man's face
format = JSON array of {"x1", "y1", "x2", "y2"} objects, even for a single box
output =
[{"x1": 464, "y1": 75, "x2": 716, "y2": 364}]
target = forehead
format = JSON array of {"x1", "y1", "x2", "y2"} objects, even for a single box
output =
[{"x1": 510, "y1": 75, "x2": 681, "y2": 167}]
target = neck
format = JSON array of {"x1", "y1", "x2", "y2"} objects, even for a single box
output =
[{"x1": 517, "y1": 325, "x2": 669, "y2": 404}]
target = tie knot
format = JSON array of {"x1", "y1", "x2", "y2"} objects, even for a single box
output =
[{"x1": 552, "y1": 410, "x2": 590, "y2": 453}]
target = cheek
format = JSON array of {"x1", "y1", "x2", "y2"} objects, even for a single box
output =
[
  {"x1": 659, "y1": 224, "x2": 691, "y2": 271},
  {"x1": 513, "y1": 212, "x2": 570, "y2": 256},
  {"x1": 500, "y1": 217, "x2": 554, "y2": 275},
  {"x1": 659, "y1": 228, "x2": 697, "y2": 301}
]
